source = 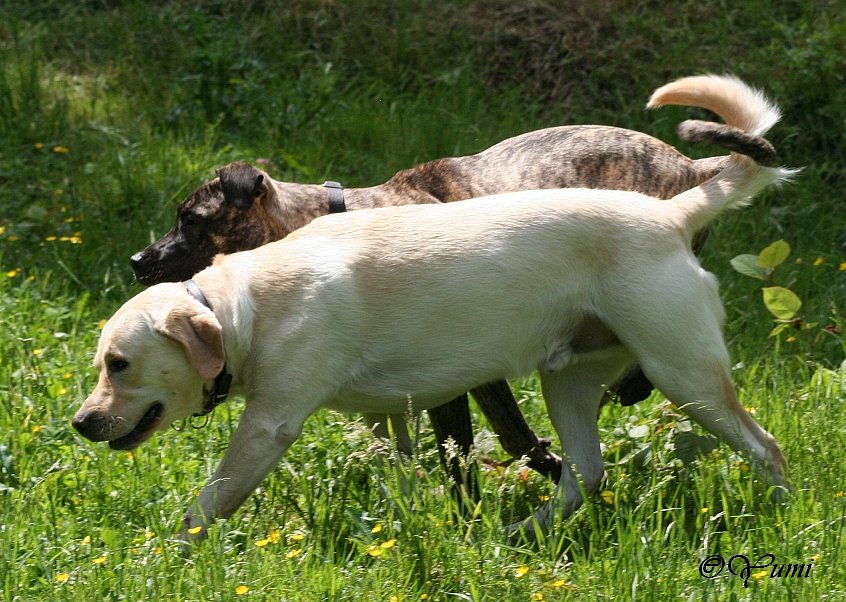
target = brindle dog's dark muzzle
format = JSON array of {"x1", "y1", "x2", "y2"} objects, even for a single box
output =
[{"x1": 131, "y1": 237, "x2": 212, "y2": 285}]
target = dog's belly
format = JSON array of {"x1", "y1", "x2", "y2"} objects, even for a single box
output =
[
  {"x1": 327, "y1": 359, "x2": 517, "y2": 414},
  {"x1": 324, "y1": 316, "x2": 626, "y2": 415}
]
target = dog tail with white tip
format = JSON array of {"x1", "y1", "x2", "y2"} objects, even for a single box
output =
[
  {"x1": 648, "y1": 74, "x2": 783, "y2": 166},
  {"x1": 671, "y1": 152, "x2": 797, "y2": 238}
]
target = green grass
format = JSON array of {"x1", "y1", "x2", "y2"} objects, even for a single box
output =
[{"x1": 2, "y1": 2, "x2": 846, "y2": 600}]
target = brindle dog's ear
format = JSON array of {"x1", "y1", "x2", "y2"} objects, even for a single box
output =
[{"x1": 216, "y1": 162, "x2": 267, "y2": 210}]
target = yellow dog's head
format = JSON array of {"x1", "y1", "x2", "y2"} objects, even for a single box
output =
[{"x1": 72, "y1": 283, "x2": 225, "y2": 450}]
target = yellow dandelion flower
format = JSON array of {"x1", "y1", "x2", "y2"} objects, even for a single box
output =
[
  {"x1": 786, "y1": 336, "x2": 797, "y2": 343},
  {"x1": 6, "y1": 269, "x2": 18, "y2": 278},
  {"x1": 371, "y1": 523, "x2": 383, "y2": 534},
  {"x1": 381, "y1": 539, "x2": 397, "y2": 550},
  {"x1": 289, "y1": 533, "x2": 305, "y2": 542},
  {"x1": 0, "y1": 226, "x2": 5, "y2": 235},
  {"x1": 267, "y1": 529, "x2": 281, "y2": 544},
  {"x1": 55, "y1": 573, "x2": 70, "y2": 583},
  {"x1": 98, "y1": 319, "x2": 108, "y2": 330},
  {"x1": 31, "y1": 425, "x2": 45, "y2": 433},
  {"x1": 235, "y1": 585, "x2": 250, "y2": 595},
  {"x1": 34, "y1": 142, "x2": 44, "y2": 149},
  {"x1": 531, "y1": 594, "x2": 545, "y2": 601},
  {"x1": 63, "y1": 372, "x2": 73, "y2": 379},
  {"x1": 538, "y1": 494, "x2": 550, "y2": 502},
  {"x1": 421, "y1": 595, "x2": 429, "y2": 600},
  {"x1": 515, "y1": 565, "x2": 530, "y2": 578},
  {"x1": 33, "y1": 349, "x2": 43, "y2": 357},
  {"x1": 92, "y1": 555, "x2": 107, "y2": 565},
  {"x1": 187, "y1": 526, "x2": 203, "y2": 535},
  {"x1": 814, "y1": 257, "x2": 825, "y2": 266},
  {"x1": 840, "y1": 262, "x2": 846, "y2": 271},
  {"x1": 285, "y1": 548, "x2": 302, "y2": 559},
  {"x1": 367, "y1": 545, "x2": 384, "y2": 557},
  {"x1": 835, "y1": 491, "x2": 845, "y2": 498},
  {"x1": 751, "y1": 570, "x2": 768, "y2": 581},
  {"x1": 154, "y1": 546, "x2": 163, "y2": 554},
  {"x1": 52, "y1": 145, "x2": 70, "y2": 154},
  {"x1": 600, "y1": 490, "x2": 615, "y2": 504},
  {"x1": 81, "y1": 535, "x2": 91, "y2": 545},
  {"x1": 701, "y1": 507, "x2": 709, "y2": 513},
  {"x1": 549, "y1": 579, "x2": 568, "y2": 588},
  {"x1": 810, "y1": 553, "x2": 821, "y2": 561},
  {"x1": 255, "y1": 538, "x2": 270, "y2": 548}
]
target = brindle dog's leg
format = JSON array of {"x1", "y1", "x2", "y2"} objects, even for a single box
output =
[
  {"x1": 611, "y1": 368, "x2": 655, "y2": 406},
  {"x1": 471, "y1": 380, "x2": 562, "y2": 482},
  {"x1": 427, "y1": 395, "x2": 479, "y2": 501}
]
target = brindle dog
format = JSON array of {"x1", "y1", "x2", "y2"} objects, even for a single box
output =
[{"x1": 131, "y1": 77, "x2": 778, "y2": 489}]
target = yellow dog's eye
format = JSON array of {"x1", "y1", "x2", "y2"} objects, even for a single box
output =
[{"x1": 107, "y1": 358, "x2": 129, "y2": 374}]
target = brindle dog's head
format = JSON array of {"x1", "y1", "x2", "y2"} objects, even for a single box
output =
[{"x1": 131, "y1": 162, "x2": 285, "y2": 284}]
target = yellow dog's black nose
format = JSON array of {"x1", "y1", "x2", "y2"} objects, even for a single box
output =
[{"x1": 71, "y1": 409, "x2": 107, "y2": 441}]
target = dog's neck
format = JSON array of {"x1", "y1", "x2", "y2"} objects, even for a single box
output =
[{"x1": 268, "y1": 176, "x2": 446, "y2": 227}]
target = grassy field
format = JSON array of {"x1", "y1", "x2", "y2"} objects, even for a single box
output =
[{"x1": 2, "y1": 2, "x2": 845, "y2": 600}]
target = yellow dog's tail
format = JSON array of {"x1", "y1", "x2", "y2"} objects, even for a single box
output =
[{"x1": 670, "y1": 153, "x2": 797, "y2": 239}]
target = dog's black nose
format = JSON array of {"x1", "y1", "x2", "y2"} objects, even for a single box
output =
[
  {"x1": 72, "y1": 409, "x2": 112, "y2": 442},
  {"x1": 130, "y1": 250, "x2": 146, "y2": 270},
  {"x1": 71, "y1": 410, "x2": 93, "y2": 438}
]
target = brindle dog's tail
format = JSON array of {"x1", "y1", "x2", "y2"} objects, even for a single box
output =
[{"x1": 648, "y1": 74, "x2": 783, "y2": 166}]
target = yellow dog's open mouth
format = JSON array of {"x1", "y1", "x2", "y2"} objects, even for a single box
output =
[{"x1": 109, "y1": 403, "x2": 164, "y2": 450}]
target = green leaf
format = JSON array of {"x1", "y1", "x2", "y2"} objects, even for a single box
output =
[
  {"x1": 730, "y1": 254, "x2": 766, "y2": 280},
  {"x1": 762, "y1": 286, "x2": 802, "y2": 320},
  {"x1": 758, "y1": 239, "x2": 791, "y2": 270}
]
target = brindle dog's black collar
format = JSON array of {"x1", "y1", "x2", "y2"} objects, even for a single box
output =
[
  {"x1": 324, "y1": 180, "x2": 346, "y2": 213},
  {"x1": 183, "y1": 279, "x2": 232, "y2": 416}
]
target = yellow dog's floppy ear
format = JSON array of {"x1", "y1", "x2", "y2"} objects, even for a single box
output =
[{"x1": 158, "y1": 306, "x2": 225, "y2": 381}]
